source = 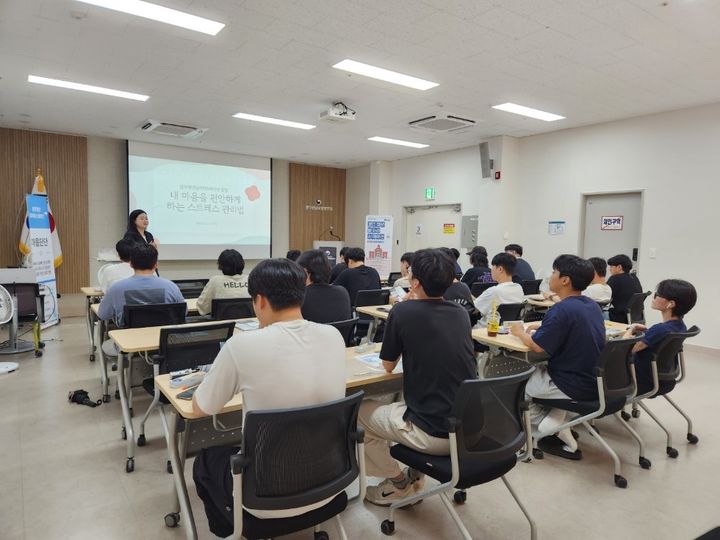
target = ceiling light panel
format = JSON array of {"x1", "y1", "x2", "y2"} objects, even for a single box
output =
[
  {"x1": 232, "y1": 112, "x2": 315, "y2": 130},
  {"x1": 332, "y1": 59, "x2": 439, "y2": 91},
  {"x1": 28, "y1": 75, "x2": 149, "y2": 101},
  {"x1": 75, "y1": 0, "x2": 225, "y2": 36},
  {"x1": 368, "y1": 136, "x2": 429, "y2": 149},
  {"x1": 491, "y1": 102, "x2": 565, "y2": 122}
]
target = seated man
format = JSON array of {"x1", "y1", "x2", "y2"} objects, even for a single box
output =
[
  {"x1": 474, "y1": 253, "x2": 525, "y2": 326},
  {"x1": 393, "y1": 251, "x2": 414, "y2": 289},
  {"x1": 623, "y1": 279, "x2": 697, "y2": 394},
  {"x1": 461, "y1": 247, "x2": 492, "y2": 286},
  {"x1": 544, "y1": 256, "x2": 612, "y2": 305},
  {"x1": 505, "y1": 243, "x2": 535, "y2": 283},
  {"x1": 510, "y1": 255, "x2": 605, "y2": 459},
  {"x1": 607, "y1": 254, "x2": 643, "y2": 323},
  {"x1": 192, "y1": 259, "x2": 347, "y2": 536},
  {"x1": 97, "y1": 243, "x2": 184, "y2": 327},
  {"x1": 98, "y1": 238, "x2": 135, "y2": 293},
  {"x1": 329, "y1": 246, "x2": 348, "y2": 283},
  {"x1": 360, "y1": 248, "x2": 477, "y2": 505},
  {"x1": 333, "y1": 247, "x2": 381, "y2": 306},
  {"x1": 195, "y1": 249, "x2": 250, "y2": 316},
  {"x1": 296, "y1": 249, "x2": 352, "y2": 323}
]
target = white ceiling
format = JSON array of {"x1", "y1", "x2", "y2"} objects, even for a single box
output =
[{"x1": 1, "y1": 0, "x2": 719, "y2": 168}]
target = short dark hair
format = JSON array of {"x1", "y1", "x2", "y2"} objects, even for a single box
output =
[
  {"x1": 286, "y1": 249, "x2": 301, "y2": 261},
  {"x1": 588, "y1": 257, "x2": 607, "y2": 278},
  {"x1": 553, "y1": 254, "x2": 594, "y2": 291},
  {"x1": 296, "y1": 249, "x2": 331, "y2": 284},
  {"x1": 607, "y1": 254, "x2": 633, "y2": 273},
  {"x1": 655, "y1": 279, "x2": 697, "y2": 318},
  {"x1": 449, "y1": 248, "x2": 460, "y2": 261},
  {"x1": 505, "y1": 244, "x2": 523, "y2": 256},
  {"x1": 127, "y1": 209, "x2": 146, "y2": 234},
  {"x1": 130, "y1": 243, "x2": 158, "y2": 270},
  {"x1": 115, "y1": 239, "x2": 134, "y2": 262},
  {"x1": 411, "y1": 248, "x2": 455, "y2": 297},
  {"x1": 400, "y1": 252, "x2": 415, "y2": 265},
  {"x1": 345, "y1": 247, "x2": 365, "y2": 262},
  {"x1": 491, "y1": 252, "x2": 517, "y2": 276},
  {"x1": 217, "y1": 249, "x2": 245, "y2": 276},
  {"x1": 470, "y1": 250, "x2": 488, "y2": 267},
  {"x1": 248, "y1": 259, "x2": 306, "y2": 310}
]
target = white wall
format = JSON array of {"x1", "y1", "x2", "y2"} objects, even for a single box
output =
[{"x1": 345, "y1": 164, "x2": 370, "y2": 248}]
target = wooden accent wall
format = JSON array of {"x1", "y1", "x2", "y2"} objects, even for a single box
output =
[
  {"x1": 0, "y1": 128, "x2": 88, "y2": 293},
  {"x1": 289, "y1": 163, "x2": 346, "y2": 250}
]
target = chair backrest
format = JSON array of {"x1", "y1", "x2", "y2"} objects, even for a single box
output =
[
  {"x1": 171, "y1": 279, "x2": 209, "y2": 299},
  {"x1": 1, "y1": 282, "x2": 40, "y2": 318},
  {"x1": 354, "y1": 289, "x2": 390, "y2": 308},
  {"x1": 452, "y1": 368, "x2": 534, "y2": 464},
  {"x1": 598, "y1": 336, "x2": 642, "y2": 400},
  {"x1": 236, "y1": 391, "x2": 364, "y2": 511},
  {"x1": 157, "y1": 322, "x2": 235, "y2": 374},
  {"x1": 652, "y1": 325, "x2": 701, "y2": 380},
  {"x1": 496, "y1": 303, "x2": 525, "y2": 324},
  {"x1": 326, "y1": 317, "x2": 359, "y2": 347},
  {"x1": 627, "y1": 291, "x2": 651, "y2": 324},
  {"x1": 520, "y1": 279, "x2": 542, "y2": 295},
  {"x1": 471, "y1": 282, "x2": 496, "y2": 297},
  {"x1": 387, "y1": 272, "x2": 402, "y2": 287},
  {"x1": 123, "y1": 302, "x2": 187, "y2": 328},
  {"x1": 211, "y1": 298, "x2": 255, "y2": 320}
]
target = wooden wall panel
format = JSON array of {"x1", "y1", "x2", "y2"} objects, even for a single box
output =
[
  {"x1": 0, "y1": 128, "x2": 88, "y2": 293},
  {"x1": 289, "y1": 163, "x2": 346, "y2": 251}
]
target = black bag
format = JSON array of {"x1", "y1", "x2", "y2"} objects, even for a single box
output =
[{"x1": 68, "y1": 389, "x2": 102, "y2": 408}]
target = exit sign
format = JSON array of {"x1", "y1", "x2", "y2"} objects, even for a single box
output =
[{"x1": 424, "y1": 187, "x2": 435, "y2": 200}]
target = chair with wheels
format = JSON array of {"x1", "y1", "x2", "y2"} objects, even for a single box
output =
[
  {"x1": 520, "y1": 279, "x2": 542, "y2": 295},
  {"x1": 211, "y1": 298, "x2": 255, "y2": 320},
  {"x1": 0, "y1": 282, "x2": 44, "y2": 357},
  {"x1": 497, "y1": 302, "x2": 526, "y2": 324},
  {"x1": 627, "y1": 291, "x2": 651, "y2": 324},
  {"x1": 380, "y1": 369, "x2": 537, "y2": 539},
  {"x1": 354, "y1": 289, "x2": 390, "y2": 340},
  {"x1": 387, "y1": 272, "x2": 402, "y2": 287},
  {"x1": 532, "y1": 336, "x2": 646, "y2": 488},
  {"x1": 627, "y1": 326, "x2": 701, "y2": 458},
  {"x1": 471, "y1": 282, "x2": 496, "y2": 298},
  {"x1": 171, "y1": 278, "x2": 209, "y2": 299},
  {"x1": 326, "y1": 317, "x2": 360, "y2": 347},
  {"x1": 229, "y1": 392, "x2": 366, "y2": 540}
]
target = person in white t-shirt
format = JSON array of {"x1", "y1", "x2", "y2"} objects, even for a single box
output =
[
  {"x1": 195, "y1": 249, "x2": 250, "y2": 316},
  {"x1": 98, "y1": 239, "x2": 134, "y2": 293},
  {"x1": 191, "y1": 258, "x2": 347, "y2": 537},
  {"x1": 474, "y1": 253, "x2": 525, "y2": 326},
  {"x1": 544, "y1": 257, "x2": 612, "y2": 305}
]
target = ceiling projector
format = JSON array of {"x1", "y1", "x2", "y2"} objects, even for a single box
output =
[{"x1": 319, "y1": 102, "x2": 356, "y2": 123}]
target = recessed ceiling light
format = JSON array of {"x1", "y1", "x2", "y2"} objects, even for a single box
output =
[
  {"x1": 368, "y1": 136, "x2": 429, "y2": 149},
  {"x1": 492, "y1": 102, "x2": 565, "y2": 122},
  {"x1": 75, "y1": 0, "x2": 225, "y2": 36},
  {"x1": 232, "y1": 112, "x2": 315, "y2": 130},
  {"x1": 28, "y1": 75, "x2": 149, "y2": 101},
  {"x1": 332, "y1": 59, "x2": 438, "y2": 91}
]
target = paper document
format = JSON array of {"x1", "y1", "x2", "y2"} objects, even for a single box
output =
[
  {"x1": 236, "y1": 320, "x2": 259, "y2": 331},
  {"x1": 354, "y1": 352, "x2": 403, "y2": 373}
]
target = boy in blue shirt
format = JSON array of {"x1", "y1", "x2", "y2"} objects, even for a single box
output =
[
  {"x1": 510, "y1": 254, "x2": 605, "y2": 459},
  {"x1": 623, "y1": 279, "x2": 697, "y2": 394}
]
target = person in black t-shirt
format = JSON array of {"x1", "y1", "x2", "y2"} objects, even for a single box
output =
[
  {"x1": 329, "y1": 247, "x2": 348, "y2": 283},
  {"x1": 296, "y1": 249, "x2": 352, "y2": 324},
  {"x1": 332, "y1": 247, "x2": 381, "y2": 306},
  {"x1": 505, "y1": 243, "x2": 535, "y2": 283},
  {"x1": 361, "y1": 248, "x2": 477, "y2": 506},
  {"x1": 606, "y1": 254, "x2": 643, "y2": 323},
  {"x1": 461, "y1": 248, "x2": 493, "y2": 286}
]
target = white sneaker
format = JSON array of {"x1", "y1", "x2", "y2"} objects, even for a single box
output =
[{"x1": 365, "y1": 478, "x2": 415, "y2": 506}]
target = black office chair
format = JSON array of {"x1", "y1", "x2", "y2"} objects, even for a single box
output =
[
  {"x1": 387, "y1": 272, "x2": 402, "y2": 287},
  {"x1": 354, "y1": 289, "x2": 390, "y2": 340},
  {"x1": 211, "y1": 298, "x2": 255, "y2": 320},
  {"x1": 627, "y1": 291, "x2": 651, "y2": 324},
  {"x1": 627, "y1": 326, "x2": 701, "y2": 458},
  {"x1": 497, "y1": 302, "x2": 526, "y2": 324},
  {"x1": 137, "y1": 322, "x2": 235, "y2": 472},
  {"x1": 520, "y1": 279, "x2": 542, "y2": 295},
  {"x1": 380, "y1": 370, "x2": 536, "y2": 539},
  {"x1": 471, "y1": 282, "x2": 496, "y2": 297},
  {"x1": 171, "y1": 279, "x2": 209, "y2": 299},
  {"x1": 0, "y1": 282, "x2": 45, "y2": 356},
  {"x1": 123, "y1": 302, "x2": 187, "y2": 328},
  {"x1": 532, "y1": 336, "x2": 644, "y2": 488},
  {"x1": 327, "y1": 317, "x2": 360, "y2": 347},
  {"x1": 230, "y1": 392, "x2": 366, "y2": 540}
]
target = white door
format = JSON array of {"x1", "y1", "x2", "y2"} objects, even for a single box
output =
[
  {"x1": 582, "y1": 192, "x2": 642, "y2": 272},
  {"x1": 404, "y1": 204, "x2": 462, "y2": 253}
]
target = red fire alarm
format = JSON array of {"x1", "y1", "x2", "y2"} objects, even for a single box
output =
[{"x1": 494, "y1": 171, "x2": 501, "y2": 180}]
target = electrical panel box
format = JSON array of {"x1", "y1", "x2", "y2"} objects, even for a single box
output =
[{"x1": 461, "y1": 215, "x2": 478, "y2": 249}]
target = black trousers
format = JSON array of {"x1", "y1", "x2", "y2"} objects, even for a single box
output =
[{"x1": 193, "y1": 446, "x2": 240, "y2": 538}]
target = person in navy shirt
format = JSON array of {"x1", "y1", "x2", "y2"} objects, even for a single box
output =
[
  {"x1": 510, "y1": 254, "x2": 605, "y2": 459},
  {"x1": 623, "y1": 279, "x2": 697, "y2": 394}
]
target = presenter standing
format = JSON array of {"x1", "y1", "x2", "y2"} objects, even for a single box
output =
[{"x1": 124, "y1": 209, "x2": 158, "y2": 247}]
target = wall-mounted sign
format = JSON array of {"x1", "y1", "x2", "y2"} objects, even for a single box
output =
[
  {"x1": 364, "y1": 215, "x2": 393, "y2": 277},
  {"x1": 443, "y1": 223, "x2": 456, "y2": 234},
  {"x1": 548, "y1": 220, "x2": 566, "y2": 235},
  {"x1": 601, "y1": 216, "x2": 623, "y2": 230},
  {"x1": 424, "y1": 187, "x2": 435, "y2": 201}
]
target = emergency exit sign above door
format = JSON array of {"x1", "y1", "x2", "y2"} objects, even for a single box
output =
[{"x1": 424, "y1": 187, "x2": 435, "y2": 201}]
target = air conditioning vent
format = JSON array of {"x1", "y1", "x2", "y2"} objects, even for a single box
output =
[
  {"x1": 409, "y1": 114, "x2": 476, "y2": 132},
  {"x1": 139, "y1": 119, "x2": 207, "y2": 139}
]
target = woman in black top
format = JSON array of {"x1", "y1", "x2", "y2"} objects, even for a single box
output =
[
  {"x1": 607, "y1": 254, "x2": 643, "y2": 323},
  {"x1": 123, "y1": 209, "x2": 157, "y2": 247},
  {"x1": 461, "y1": 249, "x2": 492, "y2": 286},
  {"x1": 296, "y1": 249, "x2": 352, "y2": 324}
]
